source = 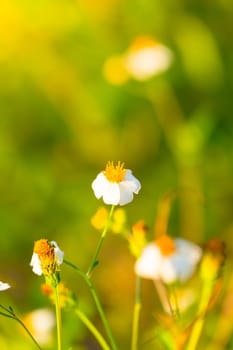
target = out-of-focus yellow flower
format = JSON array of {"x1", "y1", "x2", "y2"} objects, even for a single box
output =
[
  {"x1": 91, "y1": 206, "x2": 126, "y2": 234},
  {"x1": 200, "y1": 238, "x2": 225, "y2": 282},
  {"x1": 135, "y1": 235, "x2": 202, "y2": 284},
  {"x1": 91, "y1": 207, "x2": 108, "y2": 230},
  {"x1": 92, "y1": 161, "x2": 141, "y2": 206},
  {"x1": 23, "y1": 308, "x2": 55, "y2": 346},
  {"x1": 128, "y1": 220, "x2": 148, "y2": 258},
  {"x1": 103, "y1": 55, "x2": 129, "y2": 85},
  {"x1": 41, "y1": 282, "x2": 76, "y2": 309},
  {"x1": 111, "y1": 208, "x2": 127, "y2": 234}
]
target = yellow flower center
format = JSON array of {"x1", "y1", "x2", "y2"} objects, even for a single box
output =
[
  {"x1": 34, "y1": 239, "x2": 54, "y2": 261},
  {"x1": 104, "y1": 161, "x2": 126, "y2": 183},
  {"x1": 156, "y1": 235, "x2": 176, "y2": 256}
]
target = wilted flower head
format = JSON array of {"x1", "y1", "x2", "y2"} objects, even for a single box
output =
[
  {"x1": 92, "y1": 161, "x2": 141, "y2": 206},
  {"x1": 30, "y1": 239, "x2": 64, "y2": 278},
  {"x1": 135, "y1": 235, "x2": 202, "y2": 284},
  {"x1": 0, "y1": 281, "x2": 10, "y2": 291}
]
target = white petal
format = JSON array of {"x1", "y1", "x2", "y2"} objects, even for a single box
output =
[
  {"x1": 118, "y1": 182, "x2": 134, "y2": 205},
  {"x1": 124, "y1": 170, "x2": 141, "y2": 194},
  {"x1": 175, "y1": 239, "x2": 202, "y2": 265},
  {"x1": 0, "y1": 281, "x2": 10, "y2": 291},
  {"x1": 30, "y1": 253, "x2": 43, "y2": 275},
  {"x1": 159, "y1": 258, "x2": 177, "y2": 283},
  {"x1": 135, "y1": 243, "x2": 163, "y2": 279},
  {"x1": 167, "y1": 254, "x2": 192, "y2": 282},
  {"x1": 51, "y1": 241, "x2": 64, "y2": 265},
  {"x1": 91, "y1": 173, "x2": 108, "y2": 199},
  {"x1": 102, "y1": 183, "x2": 121, "y2": 205}
]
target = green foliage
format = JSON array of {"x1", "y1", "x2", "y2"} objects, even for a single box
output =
[{"x1": 0, "y1": 0, "x2": 232, "y2": 348}]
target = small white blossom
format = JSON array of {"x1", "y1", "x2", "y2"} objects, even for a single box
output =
[
  {"x1": 24, "y1": 308, "x2": 55, "y2": 345},
  {"x1": 0, "y1": 281, "x2": 10, "y2": 291},
  {"x1": 135, "y1": 237, "x2": 202, "y2": 284},
  {"x1": 92, "y1": 161, "x2": 141, "y2": 206},
  {"x1": 124, "y1": 36, "x2": 173, "y2": 81}
]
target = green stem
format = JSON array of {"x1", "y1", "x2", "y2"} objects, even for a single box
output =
[
  {"x1": 75, "y1": 309, "x2": 111, "y2": 350},
  {"x1": 64, "y1": 259, "x2": 118, "y2": 350},
  {"x1": 15, "y1": 315, "x2": 43, "y2": 350},
  {"x1": 186, "y1": 282, "x2": 213, "y2": 350},
  {"x1": 131, "y1": 276, "x2": 141, "y2": 350},
  {"x1": 54, "y1": 283, "x2": 62, "y2": 350},
  {"x1": 0, "y1": 305, "x2": 42, "y2": 350},
  {"x1": 87, "y1": 205, "x2": 115, "y2": 277}
]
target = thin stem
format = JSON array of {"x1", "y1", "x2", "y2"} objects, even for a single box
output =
[
  {"x1": 186, "y1": 282, "x2": 213, "y2": 350},
  {"x1": 75, "y1": 308, "x2": 111, "y2": 350},
  {"x1": 54, "y1": 283, "x2": 62, "y2": 350},
  {"x1": 64, "y1": 259, "x2": 118, "y2": 350},
  {"x1": 131, "y1": 276, "x2": 142, "y2": 350},
  {"x1": 87, "y1": 205, "x2": 115, "y2": 277},
  {"x1": 153, "y1": 279, "x2": 173, "y2": 316},
  {"x1": 14, "y1": 314, "x2": 43, "y2": 350},
  {"x1": 168, "y1": 285, "x2": 180, "y2": 320},
  {"x1": 0, "y1": 305, "x2": 42, "y2": 350}
]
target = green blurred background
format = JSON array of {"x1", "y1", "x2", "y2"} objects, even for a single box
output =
[{"x1": 0, "y1": 0, "x2": 233, "y2": 349}]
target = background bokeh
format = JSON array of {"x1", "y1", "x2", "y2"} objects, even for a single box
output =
[{"x1": 0, "y1": 0, "x2": 233, "y2": 349}]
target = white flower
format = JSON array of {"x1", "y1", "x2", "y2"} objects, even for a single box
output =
[
  {"x1": 30, "y1": 239, "x2": 64, "y2": 276},
  {"x1": 0, "y1": 281, "x2": 10, "y2": 291},
  {"x1": 135, "y1": 236, "x2": 202, "y2": 284},
  {"x1": 92, "y1": 161, "x2": 141, "y2": 206},
  {"x1": 23, "y1": 308, "x2": 55, "y2": 345},
  {"x1": 124, "y1": 36, "x2": 173, "y2": 81}
]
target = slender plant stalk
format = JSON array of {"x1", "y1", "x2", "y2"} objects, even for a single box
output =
[
  {"x1": 75, "y1": 308, "x2": 111, "y2": 350},
  {"x1": 153, "y1": 279, "x2": 173, "y2": 315},
  {"x1": 54, "y1": 283, "x2": 62, "y2": 350},
  {"x1": 64, "y1": 259, "x2": 118, "y2": 350},
  {"x1": 15, "y1": 314, "x2": 43, "y2": 350},
  {"x1": 186, "y1": 282, "x2": 213, "y2": 350},
  {"x1": 0, "y1": 305, "x2": 42, "y2": 350},
  {"x1": 131, "y1": 276, "x2": 142, "y2": 350},
  {"x1": 87, "y1": 205, "x2": 115, "y2": 277}
]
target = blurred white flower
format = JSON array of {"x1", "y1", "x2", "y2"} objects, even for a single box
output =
[
  {"x1": 103, "y1": 36, "x2": 173, "y2": 85},
  {"x1": 135, "y1": 235, "x2": 202, "y2": 284},
  {"x1": 92, "y1": 161, "x2": 141, "y2": 206},
  {"x1": 30, "y1": 239, "x2": 64, "y2": 276},
  {"x1": 0, "y1": 281, "x2": 10, "y2": 291},
  {"x1": 23, "y1": 308, "x2": 55, "y2": 346},
  {"x1": 124, "y1": 36, "x2": 173, "y2": 81}
]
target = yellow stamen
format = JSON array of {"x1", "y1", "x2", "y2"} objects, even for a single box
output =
[
  {"x1": 156, "y1": 235, "x2": 176, "y2": 256},
  {"x1": 34, "y1": 239, "x2": 54, "y2": 260},
  {"x1": 104, "y1": 161, "x2": 126, "y2": 183}
]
